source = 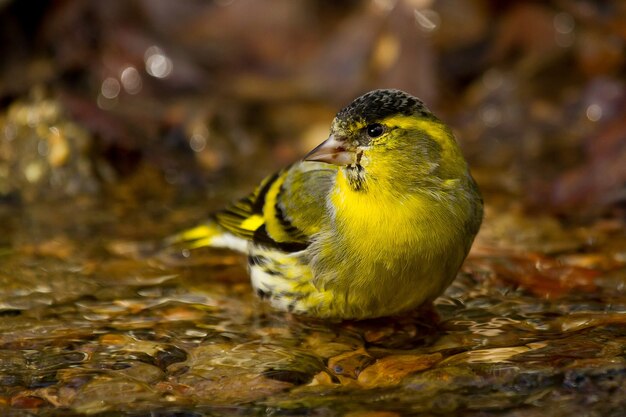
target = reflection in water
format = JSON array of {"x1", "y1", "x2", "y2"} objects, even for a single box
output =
[{"x1": 0, "y1": 199, "x2": 625, "y2": 414}]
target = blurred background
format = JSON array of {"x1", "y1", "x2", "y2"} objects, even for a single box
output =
[
  {"x1": 1, "y1": 0, "x2": 625, "y2": 220},
  {"x1": 2, "y1": 3, "x2": 626, "y2": 413}
]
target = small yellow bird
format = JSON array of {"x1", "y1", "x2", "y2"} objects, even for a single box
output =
[{"x1": 169, "y1": 89, "x2": 483, "y2": 320}]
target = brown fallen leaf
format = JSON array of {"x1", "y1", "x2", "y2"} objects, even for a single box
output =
[
  {"x1": 308, "y1": 370, "x2": 360, "y2": 388},
  {"x1": 18, "y1": 236, "x2": 76, "y2": 259},
  {"x1": 10, "y1": 394, "x2": 48, "y2": 409},
  {"x1": 357, "y1": 353, "x2": 442, "y2": 388},
  {"x1": 327, "y1": 347, "x2": 375, "y2": 379},
  {"x1": 472, "y1": 253, "x2": 600, "y2": 298}
]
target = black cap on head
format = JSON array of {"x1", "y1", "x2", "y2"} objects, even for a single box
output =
[{"x1": 335, "y1": 89, "x2": 431, "y2": 126}]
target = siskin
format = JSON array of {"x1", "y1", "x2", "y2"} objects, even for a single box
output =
[{"x1": 169, "y1": 89, "x2": 483, "y2": 320}]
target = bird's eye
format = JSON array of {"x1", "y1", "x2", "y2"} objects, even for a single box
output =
[{"x1": 366, "y1": 123, "x2": 384, "y2": 138}]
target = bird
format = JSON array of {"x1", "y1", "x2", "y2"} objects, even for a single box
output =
[{"x1": 167, "y1": 89, "x2": 483, "y2": 320}]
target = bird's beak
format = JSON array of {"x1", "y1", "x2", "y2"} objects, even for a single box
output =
[{"x1": 304, "y1": 134, "x2": 355, "y2": 166}]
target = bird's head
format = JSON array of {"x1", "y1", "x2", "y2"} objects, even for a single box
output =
[{"x1": 305, "y1": 89, "x2": 468, "y2": 192}]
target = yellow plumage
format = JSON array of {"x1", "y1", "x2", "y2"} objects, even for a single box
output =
[{"x1": 168, "y1": 89, "x2": 483, "y2": 319}]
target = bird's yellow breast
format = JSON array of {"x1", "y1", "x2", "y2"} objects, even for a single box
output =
[{"x1": 330, "y1": 170, "x2": 447, "y2": 265}]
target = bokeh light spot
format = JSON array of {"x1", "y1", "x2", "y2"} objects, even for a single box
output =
[
  {"x1": 554, "y1": 12, "x2": 575, "y2": 34},
  {"x1": 189, "y1": 133, "x2": 207, "y2": 153},
  {"x1": 101, "y1": 77, "x2": 121, "y2": 99},
  {"x1": 120, "y1": 66, "x2": 142, "y2": 94},
  {"x1": 586, "y1": 104, "x2": 602, "y2": 122},
  {"x1": 414, "y1": 9, "x2": 440, "y2": 33},
  {"x1": 145, "y1": 46, "x2": 173, "y2": 79}
]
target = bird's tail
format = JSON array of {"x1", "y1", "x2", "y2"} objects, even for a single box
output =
[
  {"x1": 165, "y1": 222, "x2": 220, "y2": 249},
  {"x1": 109, "y1": 219, "x2": 248, "y2": 262},
  {"x1": 164, "y1": 220, "x2": 248, "y2": 253}
]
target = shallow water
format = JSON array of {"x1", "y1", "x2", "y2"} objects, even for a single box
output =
[
  {"x1": 1, "y1": 198, "x2": 625, "y2": 417},
  {"x1": 2, "y1": 0, "x2": 626, "y2": 415}
]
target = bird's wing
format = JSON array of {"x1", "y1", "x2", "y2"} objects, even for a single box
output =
[
  {"x1": 272, "y1": 161, "x2": 336, "y2": 243},
  {"x1": 168, "y1": 161, "x2": 336, "y2": 253}
]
